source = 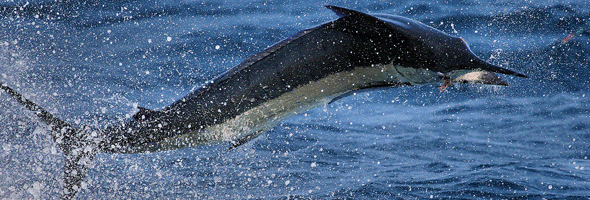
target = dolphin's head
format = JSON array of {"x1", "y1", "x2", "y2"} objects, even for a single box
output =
[
  {"x1": 370, "y1": 13, "x2": 528, "y2": 81},
  {"x1": 325, "y1": 5, "x2": 527, "y2": 87},
  {"x1": 431, "y1": 35, "x2": 528, "y2": 80}
]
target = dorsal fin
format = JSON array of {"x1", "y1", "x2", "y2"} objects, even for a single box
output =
[
  {"x1": 325, "y1": 5, "x2": 366, "y2": 17},
  {"x1": 133, "y1": 106, "x2": 158, "y2": 120}
]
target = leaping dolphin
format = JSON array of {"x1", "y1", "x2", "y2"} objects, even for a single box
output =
[{"x1": 0, "y1": 5, "x2": 527, "y2": 199}]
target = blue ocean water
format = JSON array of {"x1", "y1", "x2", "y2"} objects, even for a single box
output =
[{"x1": 0, "y1": 0, "x2": 589, "y2": 199}]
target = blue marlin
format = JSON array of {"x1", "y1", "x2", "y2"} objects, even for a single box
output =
[{"x1": 0, "y1": 5, "x2": 527, "y2": 199}]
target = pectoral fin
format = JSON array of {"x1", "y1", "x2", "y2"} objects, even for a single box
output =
[
  {"x1": 328, "y1": 82, "x2": 409, "y2": 104},
  {"x1": 227, "y1": 128, "x2": 270, "y2": 150}
]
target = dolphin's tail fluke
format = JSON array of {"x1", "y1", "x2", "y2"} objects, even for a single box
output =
[{"x1": 0, "y1": 82, "x2": 101, "y2": 199}]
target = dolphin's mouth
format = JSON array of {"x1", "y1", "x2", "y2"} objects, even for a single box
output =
[
  {"x1": 438, "y1": 70, "x2": 510, "y2": 88},
  {"x1": 453, "y1": 71, "x2": 509, "y2": 86},
  {"x1": 437, "y1": 70, "x2": 510, "y2": 92}
]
